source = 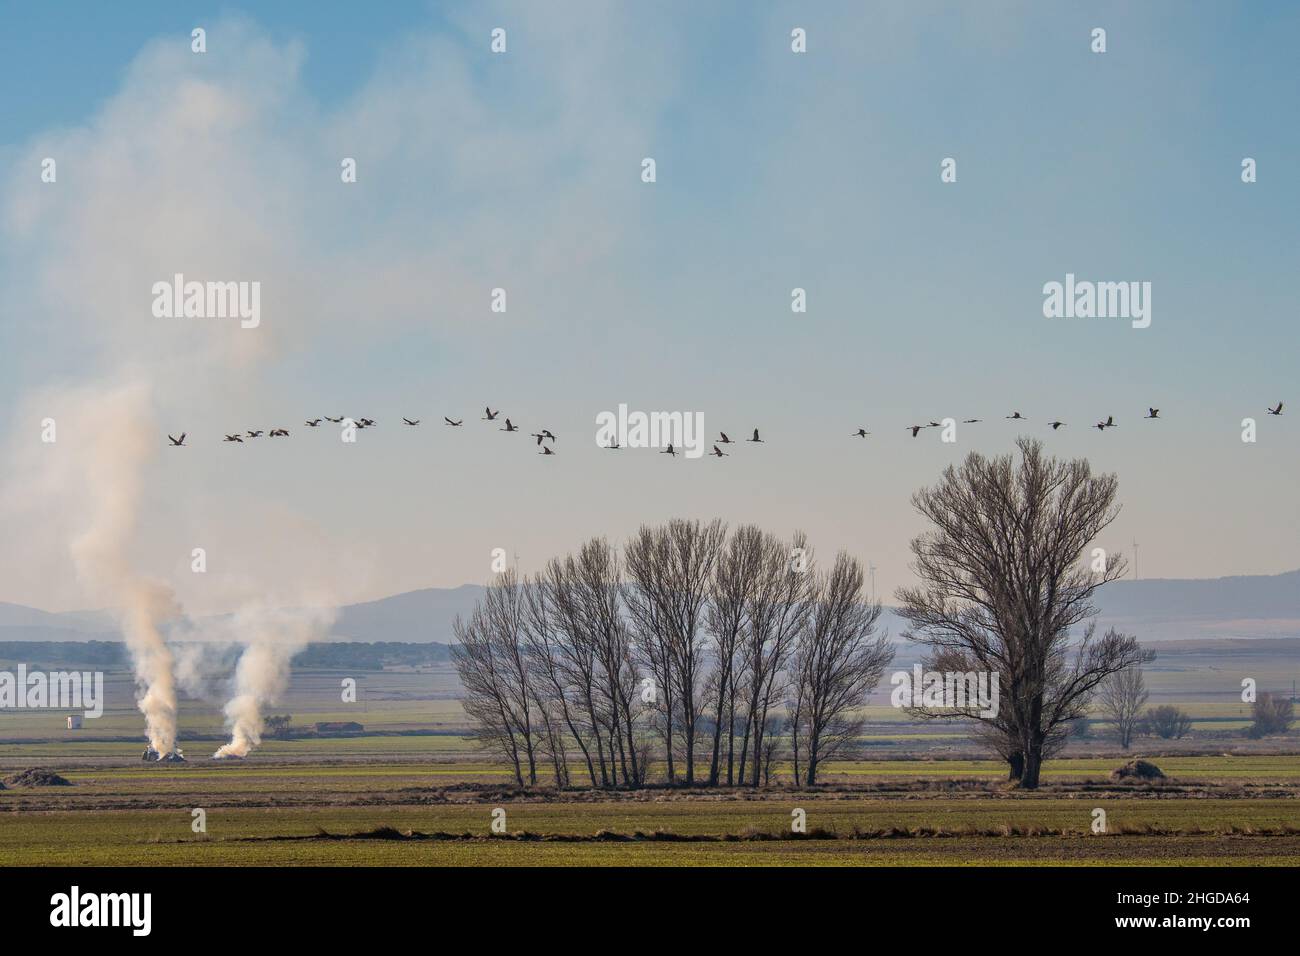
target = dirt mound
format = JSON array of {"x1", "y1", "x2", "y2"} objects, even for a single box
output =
[
  {"x1": 1111, "y1": 759, "x2": 1165, "y2": 781},
  {"x1": 4, "y1": 768, "x2": 72, "y2": 787}
]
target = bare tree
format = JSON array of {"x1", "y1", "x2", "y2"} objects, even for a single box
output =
[
  {"x1": 452, "y1": 601, "x2": 535, "y2": 786},
  {"x1": 736, "y1": 531, "x2": 814, "y2": 786},
  {"x1": 624, "y1": 519, "x2": 726, "y2": 785},
  {"x1": 789, "y1": 553, "x2": 893, "y2": 786},
  {"x1": 525, "y1": 558, "x2": 610, "y2": 786},
  {"x1": 1099, "y1": 665, "x2": 1147, "y2": 749},
  {"x1": 481, "y1": 570, "x2": 538, "y2": 785},
  {"x1": 896, "y1": 437, "x2": 1151, "y2": 789},
  {"x1": 570, "y1": 538, "x2": 641, "y2": 786},
  {"x1": 705, "y1": 525, "x2": 765, "y2": 785},
  {"x1": 1248, "y1": 692, "x2": 1295, "y2": 739}
]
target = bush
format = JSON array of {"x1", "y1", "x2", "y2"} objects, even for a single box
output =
[
  {"x1": 1143, "y1": 705, "x2": 1192, "y2": 740},
  {"x1": 1248, "y1": 693, "x2": 1295, "y2": 739}
]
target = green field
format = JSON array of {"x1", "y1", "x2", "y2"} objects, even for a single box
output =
[
  {"x1": 2, "y1": 649, "x2": 1296, "y2": 866},
  {"x1": 4, "y1": 782, "x2": 1297, "y2": 865}
]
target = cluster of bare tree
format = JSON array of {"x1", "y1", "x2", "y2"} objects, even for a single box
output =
[
  {"x1": 452, "y1": 520, "x2": 892, "y2": 788},
  {"x1": 1099, "y1": 667, "x2": 1296, "y2": 744},
  {"x1": 458, "y1": 439, "x2": 1155, "y2": 792},
  {"x1": 1098, "y1": 668, "x2": 1191, "y2": 742}
]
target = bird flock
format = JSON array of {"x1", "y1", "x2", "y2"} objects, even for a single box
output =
[
  {"x1": 878, "y1": 403, "x2": 1284, "y2": 439},
  {"x1": 166, "y1": 403, "x2": 1285, "y2": 452},
  {"x1": 175, "y1": 407, "x2": 561, "y2": 454}
]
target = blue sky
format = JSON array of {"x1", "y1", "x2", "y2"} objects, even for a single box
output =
[{"x1": 1, "y1": 1, "x2": 1297, "y2": 613}]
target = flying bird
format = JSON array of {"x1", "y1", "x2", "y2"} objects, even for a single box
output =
[
  {"x1": 223, "y1": 434, "x2": 243, "y2": 443},
  {"x1": 269, "y1": 428, "x2": 289, "y2": 437},
  {"x1": 501, "y1": 419, "x2": 520, "y2": 432},
  {"x1": 1145, "y1": 408, "x2": 1160, "y2": 419},
  {"x1": 324, "y1": 416, "x2": 343, "y2": 423},
  {"x1": 605, "y1": 441, "x2": 621, "y2": 450},
  {"x1": 1005, "y1": 412, "x2": 1027, "y2": 420},
  {"x1": 746, "y1": 429, "x2": 764, "y2": 443},
  {"x1": 963, "y1": 419, "x2": 982, "y2": 424},
  {"x1": 1048, "y1": 421, "x2": 1066, "y2": 430},
  {"x1": 852, "y1": 428, "x2": 870, "y2": 438},
  {"x1": 718, "y1": 432, "x2": 734, "y2": 444},
  {"x1": 483, "y1": 407, "x2": 500, "y2": 421},
  {"x1": 662, "y1": 444, "x2": 676, "y2": 457},
  {"x1": 1267, "y1": 402, "x2": 1284, "y2": 416},
  {"x1": 246, "y1": 430, "x2": 263, "y2": 438},
  {"x1": 907, "y1": 425, "x2": 925, "y2": 437},
  {"x1": 167, "y1": 433, "x2": 185, "y2": 446},
  {"x1": 305, "y1": 419, "x2": 321, "y2": 426},
  {"x1": 444, "y1": 417, "x2": 463, "y2": 427},
  {"x1": 711, "y1": 445, "x2": 728, "y2": 457},
  {"x1": 403, "y1": 418, "x2": 420, "y2": 426}
]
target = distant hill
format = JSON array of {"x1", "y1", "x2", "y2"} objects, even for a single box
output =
[
  {"x1": 329, "y1": 585, "x2": 485, "y2": 643},
  {"x1": 1092, "y1": 569, "x2": 1300, "y2": 641},
  {"x1": 1, "y1": 570, "x2": 1296, "y2": 644}
]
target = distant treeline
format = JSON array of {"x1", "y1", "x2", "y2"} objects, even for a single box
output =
[{"x1": 0, "y1": 641, "x2": 452, "y2": 670}]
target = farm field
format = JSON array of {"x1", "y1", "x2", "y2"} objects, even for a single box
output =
[
  {"x1": 2, "y1": 652, "x2": 1297, "y2": 867},
  {"x1": 3, "y1": 753, "x2": 1298, "y2": 866}
]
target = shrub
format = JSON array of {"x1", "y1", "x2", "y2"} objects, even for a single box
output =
[{"x1": 1143, "y1": 705, "x2": 1192, "y2": 740}]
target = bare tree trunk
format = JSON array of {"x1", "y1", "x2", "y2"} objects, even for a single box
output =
[{"x1": 1007, "y1": 751, "x2": 1024, "y2": 782}]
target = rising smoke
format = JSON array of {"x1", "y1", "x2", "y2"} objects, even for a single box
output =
[
  {"x1": 213, "y1": 605, "x2": 335, "y2": 758},
  {"x1": 68, "y1": 383, "x2": 184, "y2": 755}
]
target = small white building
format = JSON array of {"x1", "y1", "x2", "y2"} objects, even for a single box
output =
[{"x1": 66, "y1": 715, "x2": 83, "y2": 730}]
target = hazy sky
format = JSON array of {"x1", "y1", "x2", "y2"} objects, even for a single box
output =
[{"x1": 1, "y1": 1, "x2": 1297, "y2": 615}]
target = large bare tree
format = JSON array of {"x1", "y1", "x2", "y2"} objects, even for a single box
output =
[
  {"x1": 897, "y1": 437, "x2": 1150, "y2": 789},
  {"x1": 789, "y1": 553, "x2": 893, "y2": 786}
]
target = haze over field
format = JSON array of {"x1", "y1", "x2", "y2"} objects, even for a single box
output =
[
  {"x1": 3, "y1": 569, "x2": 1299, "y2": 645},
  {"x1": 1, "y1": 3, "x2": 1297, "y2": 626}
]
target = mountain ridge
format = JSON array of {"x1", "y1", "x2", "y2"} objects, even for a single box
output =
[{"x1": 1, "y1": 569, "x2": 1296, "y2": 644}]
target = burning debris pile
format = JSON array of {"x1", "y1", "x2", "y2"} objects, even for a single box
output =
[
  {"x1": 4, "y1": 768, "x2": 73, "y2": 787},
  {"x1": 141, "y1": 747, "x2": 186, "y2": 763}
]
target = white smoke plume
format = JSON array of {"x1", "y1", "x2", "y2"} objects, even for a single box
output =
[
  {"x1": 213, "y1": 604, "x2": 335, "y2": 758},
  {"x1": 66, "y1": 383, "x2": 183, "y2": 755}
]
